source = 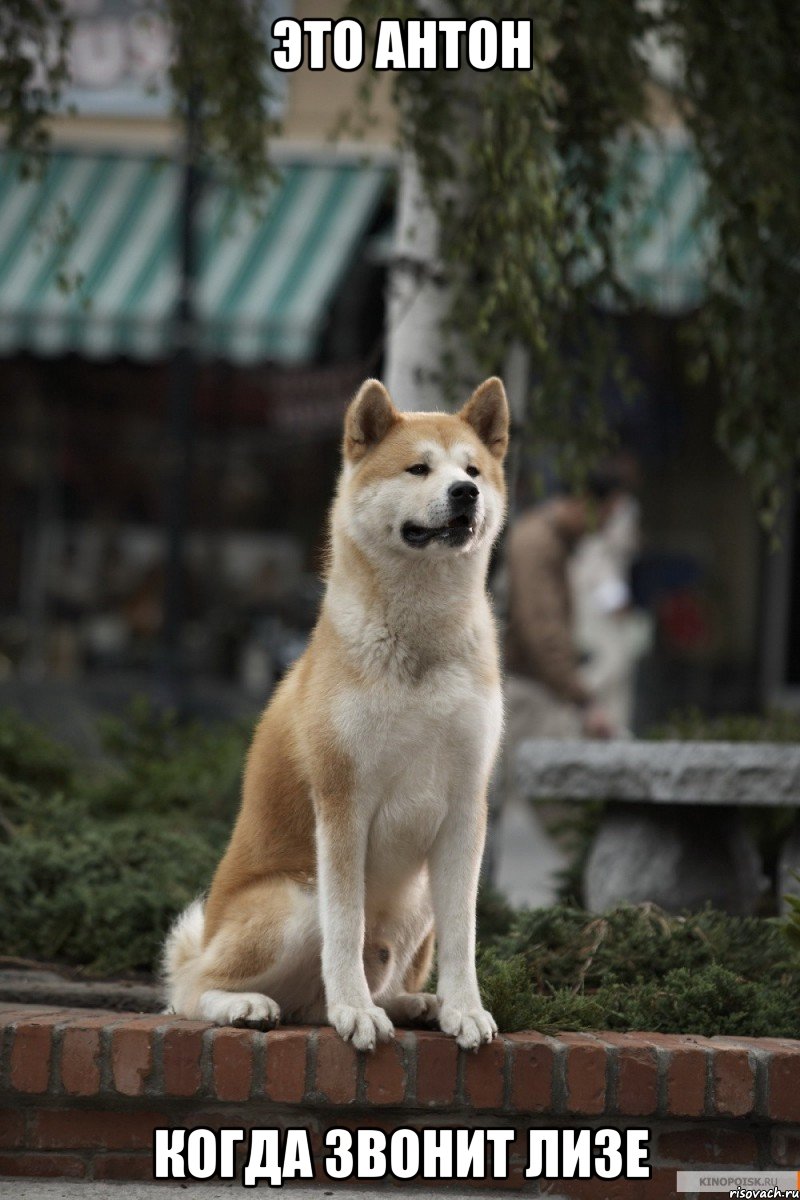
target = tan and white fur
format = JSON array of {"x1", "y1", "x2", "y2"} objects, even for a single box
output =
[{"x1": 163, "y1": 376, "x2": 509, "y2": 1051}]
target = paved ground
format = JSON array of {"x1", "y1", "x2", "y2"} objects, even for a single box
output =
[{"x1": 1, "y1": 1184, "x2": 532, "y2": 1199}]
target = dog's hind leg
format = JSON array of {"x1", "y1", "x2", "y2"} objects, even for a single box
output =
[
  {"x1": 164, "y1": 876, "x2": 322, "y2": 1027},
  {"x1": 403, "y1": 925, "x2": 436, "y2": 994},
  {"x1": 382, "y1": 926, "x2": 439, "y2": 1024}
]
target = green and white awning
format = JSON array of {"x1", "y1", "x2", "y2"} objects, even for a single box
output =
[
  {"x1": 612, "y1": 133, "x2": 711, "y2": 312},
  {"x1": 0, "y1": 136, "x2": 708, "y2": 362},
  {"x1": 0, "y1": 151, "x2": 389, "y2": 363}
]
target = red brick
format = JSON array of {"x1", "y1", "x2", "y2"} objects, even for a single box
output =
[
  {"x1": 263, "y1": 1029, "x2": 308, "y2": 1103},
  {"x1": 93, "y1": 1152, "x2": 156, "y2": 1181},
  {"x1": 30, "y1": 1108, "x2": 165, "y2": 1151},
  {"x1": 509, "y1": 1033, "x2": 555, "y2": 1113},
  {"x1": 601, "y1": 1034, "x2": 658, "y2": 1116},
  {"x1": 711, "y1": 1035, "x2": 776, "y2": 1051},
  {"x1": 662, "y1": 1040, "x2": 708, "y2": 1118},
  {"x1": 415, "y1": 1032, "x2": 458, "y2": 1106},
  {"x1": 314, "y1": 1028, "x2": 358, "y2": 1104},
  {"x1": 657, "y1": 1126, "x2": 758, "y2": 1166},
  {"x1": 10, "y1": 1016, "x2": 63, "y2": 1093},
  {"x1": 627, "y1": 1031, "x2": 711, "y2": 1118},
  {"x1": 0, "y1": 1006, "x2": 64, "y2": 1024},
  {"x1": 60, "y1": 1027, "x2": 102, "y2": 1097},
  {"x1": 211, "y1": 1027, "x2": 254, "y2": 1102},
  {"x1": 55, "y1": 1008, "x2": 121, "y2": 1025},
  {"x1": 769, "y1": 1047, "x2": 800, "y2": 1122},
  {"x1": 0, "y1": 1107, "x2": 25, "y2": 1148},
  {"x1": 363, "y1": 1035, "x2": 408, "y2": 1105},
  {"x1": 109, "y1": 1014, "x2": 170, "y2": 1035},
  {"x1": 712, "y1": 1047, "x2": 755, "y2": 1117},
  {"x1": 509, "y1": 1126, "x2": 529, "y2": 1162},
  {"x1": 540, "y1": 1168, "x2": 677, "y2": 1200},
  {"x1": 58, "y1": 1007, "x2": 122, "y2": 1021},
  {"x1": 386, "y1": 1167, "x2": 525, "y2": 1193},
  {"x1": 479, "y1": 1162, "x2": 528, "y2": 1191},
  {"x1": 0, "y1": 1152, "x2": 86, "y2": 1178},
  {"x1": 464, "y1": 1036, "x2": 506, "y2": 1110},
  {"x1": 562, "y1": 1033, "x2": 606, "y2": 1115},
  {"x1": 111, "y1": 1025, "x2": 154, "y2": 1096},
  {"x1": 741, "y1": 1036, "x2": 800, "y2": 1053},
  {"x1": 162, "y1": 1022, "x2": 207, "y2": 1097},
  {"x1": 63, "y1": 1012, "x2": 128, "y2": 1026},
  {"x1": 771, "y1": 1127, "x2": 800, "y2": 1166}
]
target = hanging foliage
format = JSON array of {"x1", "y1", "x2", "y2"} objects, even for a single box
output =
[
  {"x1": 346, "y1": 0, "x2": 655, "y2": 482},
  {"x1": 662, "y1": 0, "x2": 800, "y2": 527},
  {"x1": 1, "y1": 0, "x2": 277, "y2": 192},
  {"x1": 164, "y1": 0, "x2": 277, "y2": 194},
  {"x1": 0, "y1": 0, "x2": 72, "y2": 168},
  {"x1": 3, "y1": 0, "x2": 800, "y2": 514},
  {"x1": 349, "y1": 0, "x2": 800, "y2": 514}
]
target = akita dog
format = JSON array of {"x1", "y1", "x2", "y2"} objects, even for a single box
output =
[{"x1": 163, "y1": 376, "x2": 509, "y2": 1051}]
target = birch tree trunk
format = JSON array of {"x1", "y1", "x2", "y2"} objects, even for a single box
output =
[
  {"x1": 384, "y1": 147, "x2": 530, "y2": 433},
  {"x1": 383, "y1": 151, "x2": 452, "y2": 412}
]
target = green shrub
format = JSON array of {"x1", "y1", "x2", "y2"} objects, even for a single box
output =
[
  {"x1": 90, "y1": 697, "x2": 248, "y2": 819},
  {"x1": 2, "y1": 705, "x2": 800, "y2": 1038},
  {"x1": 478, "y1": 959, "x2": 799, "y2": 1040},
  {"x1": 0, "y1": 701, "x2": 246, "y2": 975},
  {"x1": 0, "y1": 708, "x2": 74, "y2": 791},
  {"x1": 0, "y1": 812, "x2": 226, "y2": 974},
  {"x1": 648, "y1": 707, "x2": 800, "y2": 743},
  {"x1": 785, "y1": 874, "x2": 800, "y2": 953},
  {"x1": 475, "y1": 901, "x2": 800, "y2": 1037},
  {"x1": 494, "y1": 903, "x2": 794, "y2": 989}
]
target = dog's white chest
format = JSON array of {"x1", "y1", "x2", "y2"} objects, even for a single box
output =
[
  {"x1": 333, "y1": 662, "x2": 501, "y2": 885},
  {"x1": 335, "y1": 661, "x2": 497, "y2": 777}
]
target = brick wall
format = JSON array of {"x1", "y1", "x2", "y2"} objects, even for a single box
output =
[{"x1": 1, "y1": 1004, "x2": 799, "y2": 1195}]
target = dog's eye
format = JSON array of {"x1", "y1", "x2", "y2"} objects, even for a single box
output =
[
  {"x1": 406, "y1": 463, "x2": 430, "y2": 476},
  {"x1": 466, "y1": 465, "x2": 480, "y2": 478}
]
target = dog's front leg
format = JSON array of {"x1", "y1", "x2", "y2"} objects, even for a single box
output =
[
  {"x1": 316, "y1": 810, "x2": 394, "y2": 1052},
  {"x1": 428, "y1": 795, "x2": 497, "y2": 1050}
]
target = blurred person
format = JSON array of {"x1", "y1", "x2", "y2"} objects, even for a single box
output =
[
  {"x1": 570, "y1": 490, "x2": 653, "y2": 733},
  {"x1": 489, "y1": 469, "x2": 628, "y2": 908},
  {"x1": 504, "y1": 468, "x2": 628, "y2": 743}
]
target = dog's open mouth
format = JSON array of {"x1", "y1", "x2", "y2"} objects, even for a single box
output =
[{"x1": 401, "y1": 513, "x2": 476, "y2": 548}]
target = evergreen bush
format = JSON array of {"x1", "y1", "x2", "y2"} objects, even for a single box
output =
[{"x1": 1, "y1": 706, "x2": 799, "y2": 1035}]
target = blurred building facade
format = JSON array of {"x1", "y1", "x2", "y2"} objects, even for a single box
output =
[
  {"x1": 0, "y1": 3, "x2": 792, "y2": 725},
  {"x1": 0, "y1": 0, "x2": 398, "y2": 700}
]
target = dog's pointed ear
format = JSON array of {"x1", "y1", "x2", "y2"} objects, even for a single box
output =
[
  {"x1": 344, "y1": 379, "x2": 400, "y2": 462},
  {"x1": 459, "y1": 377, "x2": 509, "y2": 460}
]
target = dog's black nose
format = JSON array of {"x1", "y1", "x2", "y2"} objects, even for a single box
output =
[{"x1": 448, "y1": 480, "x2": 479, "y2": 508}]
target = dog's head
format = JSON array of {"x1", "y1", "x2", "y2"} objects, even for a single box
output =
[{"x1": 336, "y1": 377, "x2": 509, "y2": 562}]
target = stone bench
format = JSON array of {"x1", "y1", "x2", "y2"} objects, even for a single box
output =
[{"x1": 516, "y1": 740, "x2": 800, "y2": 914}]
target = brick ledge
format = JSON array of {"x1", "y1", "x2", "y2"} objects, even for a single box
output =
[{"x1": 2, "y1": 1003, "x2": 800, "y2": 1192}]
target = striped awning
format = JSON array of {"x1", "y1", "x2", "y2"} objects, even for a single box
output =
[
  {"x1": 611, "y1": 133, "x2": 711, "y2": 312},
  {"x1": 0, "y1": 151, "x2": 389, "y2": 363}
]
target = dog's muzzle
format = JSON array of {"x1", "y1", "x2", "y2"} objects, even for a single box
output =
[{"x1": 401, "y1": 482, "x2": 480, "y2": 548}]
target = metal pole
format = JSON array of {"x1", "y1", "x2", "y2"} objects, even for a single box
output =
[
  {"x1": 160, "y1": 82, "x2": 202, "y2": 713},
  {"x1": 482, "y1": 340, "x2": 530, "y2": 887}
]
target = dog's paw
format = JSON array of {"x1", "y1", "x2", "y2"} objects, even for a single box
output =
[
  {"x1": 438, "y1": 1002, "x2": 497, "y2": 1050},
  {"x1": 384, "y1": 992, "x2": 440, "y2": 1025},
  {"x1": 329, "y1": 1003, "x2": 394, "y2": 1051},
  {"x1": 199, "y1": 989, "x2": 281, "y2": 1029}
]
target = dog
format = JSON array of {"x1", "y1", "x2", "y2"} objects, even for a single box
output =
[{"x1": 163, "y1": 376, "x2": 509, "y2": 1051}]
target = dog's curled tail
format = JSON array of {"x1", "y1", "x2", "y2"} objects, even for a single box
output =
[{"x1": 161, "y1": 898, "x2": 205, "y2": 1014}]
